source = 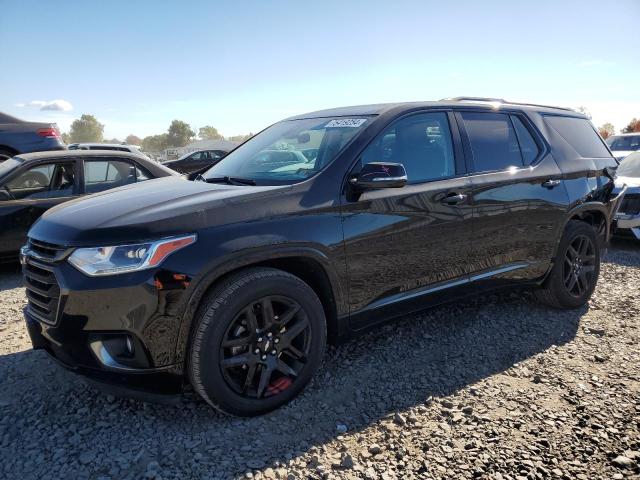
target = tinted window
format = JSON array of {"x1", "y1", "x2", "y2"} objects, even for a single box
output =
[
  {"x1": 511, "y1": 116, "x2": 540, "y2": 164},
  {"x1": 607, "y1": 135, "x2": 640, "y2": 152},
  {"x1": 460, "y1": 112, "x2": 523, "y2": 172},
  {"x1": 84, "y1": 159, "x2": 136, "y2": 194},
  {"x1": 544, "y1": 116, "x2": 611, "y2": 158},
  {"x1": 361, "y1": 112, "x2": 455, "y2": 183},
  {"x1": 135, "y1": 166, "x2": 151, "y2": 181},
  {"x1": 617, "y1": 152, "x2": 640, "y2": 177},
  {"x1": 6, "y1": 163, "x2": 76, "y2": 200}
]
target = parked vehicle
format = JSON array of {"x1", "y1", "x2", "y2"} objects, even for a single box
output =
[
  {"x1": 613, "y1": 152, "x2": 640, "y2": 239},
  {"x1": 162, "y1": 149, "x2": 230, "y2": 174},
  {"x1": 606, "y1": 133, "x2": 640, "y2": 161},
  {"x1": 0, "y1": 112, "x2": 65, "y2": 161},
  {"x1": 22, "y1": 98, "x2": 624, "y2": 416},
  {"x1": 68, "y1": 143, "x2": 145, "y2": 155},
  {"x1": 0, "y1": 150, "x2": 177, "y2": 261}
]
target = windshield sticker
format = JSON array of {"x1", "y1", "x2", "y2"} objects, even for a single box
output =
[{"x1": 325, "y1": 118, "x2": 367, "y2": 128}]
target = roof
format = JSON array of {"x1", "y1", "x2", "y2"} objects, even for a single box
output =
[
  {"x1": 611, "y1": 132, "x2": 640, "y2": 137},
  {"x1": 285, "y1": 98, "x2": 584, "y2": 120},
  {"x1": 183, "y1": 139, "x2": 240, "y2": 151},
  {"x1": 16, "y1": 149, "x2": 149, "y2": 162}
]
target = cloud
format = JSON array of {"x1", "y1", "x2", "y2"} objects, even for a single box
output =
[{"x1": 16, "y1": 99, "x2": 73, "y2": 111}]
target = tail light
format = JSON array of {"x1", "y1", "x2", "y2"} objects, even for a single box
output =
[{"x1": 37, "y1": 125, "x2": 61, "y2": 139}]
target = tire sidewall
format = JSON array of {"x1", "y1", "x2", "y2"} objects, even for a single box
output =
[{"x1": 190, "y1": 270, "x2": 326, "y2": 416}]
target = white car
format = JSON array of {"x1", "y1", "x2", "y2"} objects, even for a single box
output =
[
  {"x1": 614, "y1": 151, "x2": 640, "y2": 239},
  {"x1": 606, "y1": 133, "x2": 640, "y2": 162}
]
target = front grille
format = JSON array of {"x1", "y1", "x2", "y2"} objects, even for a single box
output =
[
  {"x1": 27, "y1": 239, "x2": 70, "y2": 262},
  {"x1": 23, "y1": 239, "x2": 68, "y2": 326},
  {"x1": 619, "y1": 194, "x2": 640, "y2": 215}
]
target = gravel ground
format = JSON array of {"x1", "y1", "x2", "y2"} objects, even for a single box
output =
[{"x1": 1, "y1": 240, "x2": 639, "y2": 480}]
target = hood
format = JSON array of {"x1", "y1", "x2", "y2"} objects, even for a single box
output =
[
  {"x1": 612, "y1": 150, "x2": 634, "y2": 161},
  {"x1": 616, "y1": 176, "x2": 640, "y2": 189},
  {"x1": 29, "y1": 176, "x2": 288, "y2": 246}
]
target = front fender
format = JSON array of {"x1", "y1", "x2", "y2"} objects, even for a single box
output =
[{"x1": 172, "y1": 243, "x2": 347, "y2": 368}]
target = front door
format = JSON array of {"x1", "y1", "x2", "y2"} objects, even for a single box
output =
[
  {"x1": 341, "y1": 111, "x2": 474, "y2": 329},
  {"x1": 0, "y1": 160, "x2": 80, "y2": 257}
]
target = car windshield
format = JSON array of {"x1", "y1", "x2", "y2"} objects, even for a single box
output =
[
  {"x1": 607, "y1": 135, "x2": 640, "y2": 151},
  {"x1": 617, "y1": 152, "x2": 640, "y2": 178},
  {"x1": 0, "y1": 158, "x2": 21, "y2": 179},
  {"x1": 202, "y1": 117, "x2": 370, "y2": 185}
]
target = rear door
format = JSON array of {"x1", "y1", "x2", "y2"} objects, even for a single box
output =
[
  {"x1": 342, "y1": 110, "x2": 474, "y2": 328},
  {"x1": 455, "y1": 110, "x2": 569, "y2": 284},
  {"x1": 82, "y1": 157, "x2": 140, "y2": 194}
]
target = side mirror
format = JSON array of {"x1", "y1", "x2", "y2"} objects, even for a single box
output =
[{"x1": 350, "y1": 162, "x2": 407, "y2": 189}]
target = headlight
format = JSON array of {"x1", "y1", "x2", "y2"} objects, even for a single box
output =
[{"x1": 68, "y1": 234, "x2": 196, "y2": 276}]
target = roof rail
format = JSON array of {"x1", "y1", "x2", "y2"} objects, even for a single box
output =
[{"x1": 441, "y1": 96, "x2": 575, "y2": 112}]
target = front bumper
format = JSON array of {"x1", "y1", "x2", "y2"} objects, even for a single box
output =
[{"x1": 21, "y1": 241, "x2": 191, "y2": 397}]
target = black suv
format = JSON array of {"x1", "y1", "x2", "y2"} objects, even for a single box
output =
[{"x1": 21, "y1": 98, "x2": 624, "y2": 416}]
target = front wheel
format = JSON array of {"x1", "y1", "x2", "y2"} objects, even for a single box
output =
[
  {"x1": 535, "y1": 220, "x2": 601, "y2": 309},
  {"x1": 189, "y1": 268, "x2": 326, "y2": 416}
]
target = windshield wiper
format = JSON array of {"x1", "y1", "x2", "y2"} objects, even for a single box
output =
[{"x1": 205, "y1": 176, "x2": 256, "y2": 186}]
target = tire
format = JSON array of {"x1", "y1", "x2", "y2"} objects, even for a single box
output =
[
  {"x1": 534, "y1": 220, "x2": 601, "y2": 309},
  {"x1": 189, "y1": 267, "x2": 327, "y2": 416}
]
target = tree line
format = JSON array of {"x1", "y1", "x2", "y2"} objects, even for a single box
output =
[
  {"x1": 597, "y1": 118, "x2": 640, "y2": 139},
  {"x1": 62, "y1": 114, "x2": 253, "y2": 152}
]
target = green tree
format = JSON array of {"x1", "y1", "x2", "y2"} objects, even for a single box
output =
[
  {"x1": 167, "y1": 120, "x2": 195, "y2": 147},
  {"x1": 598, "y1": 123, "x2": 615, "y2": 139},
  {"x1": 125, "y1": 134, "x2": 142, "y2": 145},
  {"x1": 103, "y1": 138, "x2": 121, "y2": 144},
  {"x1": 69, "y1": 114, "x2": 104, "y2": 143},
  {"x1": 198, "y1": 126, "x2": 223, "y2": 140},
  {"x1": 141, "y1": 134, "x2": 169, "y2": 153},
  {"x1": 622, "y1": 118, "x2": 640, "y2": 133},
  {"x1": 61, "y1": 132, "x2": 71, "y2": 144}
]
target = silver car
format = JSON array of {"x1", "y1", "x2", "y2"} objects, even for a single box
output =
[{"x1": 614, "y1": 151, "x2": 640, "y2": 239}]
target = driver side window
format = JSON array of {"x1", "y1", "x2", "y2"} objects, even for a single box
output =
[
  {"x1": 6, "y1": 163, "x2": 76, "y2": 200},
  {"x1": 360, "y1": 112, "x2": 455, "y2": 183}
]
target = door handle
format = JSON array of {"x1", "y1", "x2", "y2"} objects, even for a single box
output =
[
  {"x1": 542, "y1": 179, "x2": 561, "y2": 188},
  {"x1": 440, "y1": 193, "x2": 468, "y2": 205}
]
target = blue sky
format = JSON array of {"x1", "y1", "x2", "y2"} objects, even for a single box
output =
[{"x1": 1, "y1": 0, "x2": 638, "y2": 139}]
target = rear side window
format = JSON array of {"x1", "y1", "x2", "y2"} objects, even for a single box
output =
[
  {"x1": 544, "y1": 115, "x2": 611, "y2": 158},
  {"x1": 460, "y1": 112, "x2": 523, "y2": 172},
  {"x1": 511, "y1": 116, "x2": 540, "y2": 164},
  {"x1": 84, "y1": 159, "x2": 136, "y2": 194}
]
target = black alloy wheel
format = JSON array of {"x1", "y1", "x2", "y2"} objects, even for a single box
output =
[
  {"x1": 562, "y1": 234, "x2": 596, "y2": 298},
  {"x1": 534, "y1": 220, "x2": 601, "y2": 309},
  {"x1": 189, "y1": 267, "x2": 326, "y2": 416},
  {"x1": 220, "y1": 295, "x2": 311, "y2": 399}
]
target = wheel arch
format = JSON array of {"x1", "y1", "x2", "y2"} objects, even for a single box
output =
[{"x1": 174, "y1": 246, "x2": 347, "y2": 368}]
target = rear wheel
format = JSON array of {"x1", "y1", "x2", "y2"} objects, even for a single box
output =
[
  {"x1": 535, "y1": 220, "x2": 600, "y2": 309},
  {"x1": 189, "y1": 268, "x2": 326, "y2": 416}
]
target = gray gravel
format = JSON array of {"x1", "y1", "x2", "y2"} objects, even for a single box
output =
[{"x1": 1, "y1": 240, "x2": 639, "y2": 480}]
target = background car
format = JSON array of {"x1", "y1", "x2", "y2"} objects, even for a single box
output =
[
  {"x1": 606, "y1": 133, "x2": 640, "y2": 161},
  {"x1": 162, "y1": 149, "x2": 229, "y2": 174},
  {"x1": 68, "y1": 143, "x2": 145, "y2": 154},
  {"x1": 0, "y1": 150, "x2": 178, "y2": 261},
  {"x1": 614, "y1": 151, "x2": 640, "y2": 240},
  {"x1": 0, "y1": 112, "x2": 65, "y2": 161}
]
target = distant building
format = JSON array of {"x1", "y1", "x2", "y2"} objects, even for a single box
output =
[{"x1": 162, "y1": 139, "x2": 240, "y2": 161}]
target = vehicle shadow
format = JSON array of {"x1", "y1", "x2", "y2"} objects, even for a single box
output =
[
  {"x1": 0, "y1": 291, "x2": 583, "y2": 479},
  {"x1": 0, "y1": 262, "x2": 21, "y2": 292}
]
